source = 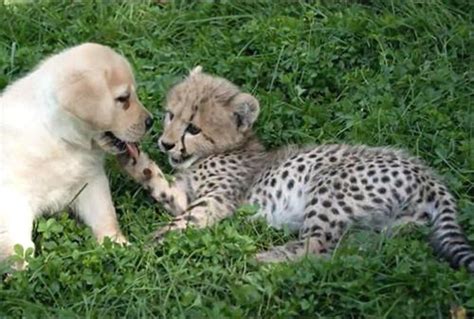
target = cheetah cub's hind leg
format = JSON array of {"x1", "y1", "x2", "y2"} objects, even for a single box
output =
[{"x1": 255, "y1": 189, "x2": 349, "y2": 263}]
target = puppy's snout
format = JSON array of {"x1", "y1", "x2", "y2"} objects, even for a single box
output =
[
  {"x1": 160, "y1": 140, "x2": 175, "y2": 151},
  {"x1": 145, "y1": 116, "x2": 153, "y2": 130}
]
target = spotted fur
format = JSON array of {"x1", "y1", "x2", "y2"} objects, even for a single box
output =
[{"x1": 120, "y1": 67, "x2": 474, "y2": 272}]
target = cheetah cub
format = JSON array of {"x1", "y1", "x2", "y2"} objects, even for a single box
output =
[{"x1": 120, "y1": 66, "x2": 474, "y2": 272}]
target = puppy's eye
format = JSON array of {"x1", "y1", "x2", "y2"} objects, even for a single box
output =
[
  {"x1": 116, "y1": 94, "x2": 130, "y2": 103},
  {"x1": 166, "y1": 111, "x2": 174, "y2": 121},
  {"x1": 186, "y1": 123, "x2": 201, "y2": 135}
]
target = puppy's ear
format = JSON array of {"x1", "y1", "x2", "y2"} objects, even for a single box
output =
[
  {"x1": 230, "y1": 93, "x2": 259, "y2": 132},
  {"x1": 54, "y1": 70, "x2": 113, "y2": 130}
]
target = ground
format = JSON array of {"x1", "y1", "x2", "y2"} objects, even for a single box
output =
[{"x1": 0, "y1": 1, "x2": 473, "y2": 318}]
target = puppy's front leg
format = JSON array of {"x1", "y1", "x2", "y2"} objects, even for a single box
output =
[
  {"x1": 0, "y1": 189, "x2": 35, "y2": 269},
  {"x1": 73, "y1": 171, "x2": 127, "y2": 244}
]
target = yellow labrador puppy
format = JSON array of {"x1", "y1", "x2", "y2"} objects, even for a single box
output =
[{"x1": 0, "y1": 43, "x2": 151, "y2": 265}]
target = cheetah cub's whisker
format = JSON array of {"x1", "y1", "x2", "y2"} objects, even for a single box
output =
[{"x1": 120, "y1": 66, "x2": 474, "y2": 272}]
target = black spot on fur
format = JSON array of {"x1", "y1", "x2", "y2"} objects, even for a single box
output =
[
  {"x1": 335, "y1": 193, "x2": 344, "y2": 200},
  {"x1": 288, "y1": 180, "x2": 295, "y2": 190},
  {"x1": 350, "y1": 185, "x2": 360, "y2": 192},
  {"x1": 318, "y1": 214, "x2": 329, "y2": 222},
  {"x1": 372, "y1": 197, "x2": 383, "y2": 204},
  {"x1": 325, "y1": 232, "x2": 333, "y2": 241},
  {"x1": 343, "y1": 206, "x2": 353, "y2": 214},
  {"x1": 270, "y1": 178, "x2": 276, "y2": 187},
  {"x1": 307, "y1": 210, "x2": 317, "y2": 218},
  {"x1": 322, "y1": 200, "x2": 331, "y2": 208},
  {"x1": 391, "y1": 189, "x2": 401, "y2": 202},
  {"x1": 143, "y1": 168, "x2": 153, "y2": 180},
  {"x1": 427, "y1": 191, "x2": 436, "y2": 202}
]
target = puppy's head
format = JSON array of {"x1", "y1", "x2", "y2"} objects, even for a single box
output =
[{"x1": 52, "y1": 43, "x2": 152, "y2": 155}]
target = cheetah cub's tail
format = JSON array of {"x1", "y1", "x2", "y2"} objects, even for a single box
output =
[{"x1": 430, "y1": 194, "x2": 474, "y2": 273}]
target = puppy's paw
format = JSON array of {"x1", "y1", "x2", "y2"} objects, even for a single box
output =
[
  {"x1": 110, "y1": 233, "x2": 130, "y2": 246},
  {"x1": 97, "y1": 232, "x2": 129, "y2": 246}
]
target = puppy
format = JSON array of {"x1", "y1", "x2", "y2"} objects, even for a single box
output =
[{"x1": 0, "y1": 43, "x2": 151, "y2": 266}]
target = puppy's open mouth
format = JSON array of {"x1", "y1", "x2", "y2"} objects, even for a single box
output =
[{"x1": 103, "y1": 131, "x2": 139, "y2": 158}]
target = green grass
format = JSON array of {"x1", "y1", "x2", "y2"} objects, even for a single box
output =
[{"x1": 1, "y1": 1, "x2": 473, "y2": 317}]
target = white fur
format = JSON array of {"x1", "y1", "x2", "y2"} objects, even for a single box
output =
[{"x1": 0, "y1": 47, "x2": 129, "y2": 265}]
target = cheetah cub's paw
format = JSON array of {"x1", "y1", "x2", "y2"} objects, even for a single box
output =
[
  {"x1": 118, "y1": 150, "x2": 156, "y2": 183},
  {"x1": 152, "y1": 207, "x2": 208, "y2": 242},
  {"x1": 152, "y1": 219, "x2": 187, "y2": 242}
]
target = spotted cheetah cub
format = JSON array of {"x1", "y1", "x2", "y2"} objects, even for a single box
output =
[{"x1": 120, "y1": 66, "x2": 474, "y2": 272}]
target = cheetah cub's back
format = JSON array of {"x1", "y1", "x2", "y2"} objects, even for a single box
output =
[{"x1": 120, "y1": 66, "x2": 474, "y2": 273}]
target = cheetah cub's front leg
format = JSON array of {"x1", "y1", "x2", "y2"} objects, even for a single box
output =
[
  {"x1": 120, "y1": 151, "x2": 235, "y2": 241},
  {"x1": 119, "y1": 151, "x2": 188, "y2": 216}
]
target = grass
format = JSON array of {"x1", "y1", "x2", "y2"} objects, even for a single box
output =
[{"x1": 0, "y1": 0, "x2": 473, "y2": 317}]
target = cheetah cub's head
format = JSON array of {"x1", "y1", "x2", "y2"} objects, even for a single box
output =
[{"x1": 159, "y1": 66, "x2": 260, "y2": 169}]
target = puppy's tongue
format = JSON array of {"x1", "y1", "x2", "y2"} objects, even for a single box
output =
[{"x1": 126, "y1": 143, "x2": 139, "y2": 160}]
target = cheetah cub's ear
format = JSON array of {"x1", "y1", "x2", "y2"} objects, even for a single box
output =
[
  {"x1": 231, "y1": 93, "x2": 260, "y2": 132},
  {"x1": 188, "y1": 65, "x2": 203, "y2": 77}
]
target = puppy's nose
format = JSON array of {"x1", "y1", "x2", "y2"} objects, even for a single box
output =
[
  {"x1": 161, "y1": 141, "x2": 175, "y2": 151},
  {"x1": 145, "y1": 116, "x2": 153, "y2": 130}
]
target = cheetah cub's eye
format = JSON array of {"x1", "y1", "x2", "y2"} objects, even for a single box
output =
[
  {"x1": 165, "y1": 111, "x2": 174, "y2": 122},
  {"x1": 186, "y1": 123, "x2": 201, "y2": 135}
]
